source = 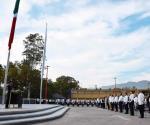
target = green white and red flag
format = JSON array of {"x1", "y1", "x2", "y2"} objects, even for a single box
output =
[{"x1": 8, "y1": 0, "x2": 20, "y2": 50}]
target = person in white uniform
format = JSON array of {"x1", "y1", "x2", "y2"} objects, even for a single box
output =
[
  {"x1": 129, "y1": 91, "x2": 135, "y2": 116},
  {"x1": 124, "y1": 92, "x2": 129, "y2": 114},
  {"x1": 138, "y1": 90, "x2": 145, "y2": 118},
  {"x1": 134, "y1": 94, "x2": 138, "y2": 111},
  {"x1": 109, "y1": 95, "x2": 112, "y2": 110},
  {"x1": 111, "y1": 95, "x2": 115, "y2": 111},
  {"x1": 106, "y1": 96, "x2": 110, "y2": 110},
  {"x1": 114, "y1": 95, "x2": 118, "y2": 112},
  {"x1": 118, "y1": 93, "x2": 124, "y2": 113}
]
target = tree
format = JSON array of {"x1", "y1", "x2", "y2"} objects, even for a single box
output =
[
  {"x1": 54, "y1": 76, "x2": 79, "y2": 98},
  {"x1": 22, "y1": 33, "x2": 44, "y2": 68},
  {"x1": 0, "y1": 64, "x2": 4, "y2": 95},
  {"x1": 22, "y1": 33, "x2": 44, "y2": 98},
  {"x1": 0, "y1": 64, "x2": 4, "y2": 83},
  {"x1": 29, "y1": 69, "x2": 41, "y2": 98}
]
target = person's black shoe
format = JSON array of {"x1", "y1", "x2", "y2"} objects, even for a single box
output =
[{"x1": 139, "y1": 117, "x2": 144, "y2": 118}]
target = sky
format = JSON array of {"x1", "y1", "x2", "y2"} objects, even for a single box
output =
[{"x1": 0, "y1": 0, "x2": 150, "y2": 88}]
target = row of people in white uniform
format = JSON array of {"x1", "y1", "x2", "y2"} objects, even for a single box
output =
[
  {"x1": 107, "y1": 91, "x2": 145, "y2": 118},
  {"x1": 56, "y1": 98, "x2": 97, "y2": 106}
]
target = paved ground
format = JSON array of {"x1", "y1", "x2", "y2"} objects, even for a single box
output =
[
  {"x1": 34, "y1": 107, "x2": 150, "y2": 125},
  {"x1": 0, "y1": 104, "x2": 57, "y2": 112}
]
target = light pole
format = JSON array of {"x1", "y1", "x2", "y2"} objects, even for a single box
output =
[{"x1": 45, "y1": 66, "x2": 50, "y2": 103}]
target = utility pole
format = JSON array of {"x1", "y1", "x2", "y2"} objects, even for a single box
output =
[{"x1": 45, "y1": 66, "x2": 50, "y2": 103}]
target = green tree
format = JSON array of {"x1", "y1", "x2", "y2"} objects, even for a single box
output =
[
  {"x1": 0, "y1": 64, "x2": 4, "y2": 83},
  {"x1": 0, "y1": 64, "x2": 4, "y2": 95},
  {"x1": 8, "y1": 62, "x2": 20, "y2": 82},
  {"x1": 54, "y1": 76, "x2": 79, "y2": 98},
  {"x1": 7, "y1": 61, "x2": 41, "y2": 98},
  {"x1": 21, "y1": 33, "x2": 44, "y2": 98},
  {"x1": 29, "y1": 69, "x2": 41, "y2": 98},
  {"x1": 22, "y1": 33, "x2": 44, "y2": 68},
  {"x1": 7, "y1": 62, "x2": 25, "y2": 91}
]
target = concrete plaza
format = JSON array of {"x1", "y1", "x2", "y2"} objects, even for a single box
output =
[
  {"x1": 35, "y1": 107, "x2": 150, "y2": 125},
  {"x1": 0, "y1": 104, "x2": 68, "y2": 124}
]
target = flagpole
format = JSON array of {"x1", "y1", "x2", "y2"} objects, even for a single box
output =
[
  {"x1": 2, "y1": 0, "x2": 20, "y2": 105},
  {"x1": 2, "y1": 50, "x2": 11, "y2": 105},
  {"x1": 45, "y1": 65, "x2": 50, "y2": 103},
  {"x1": 40, "y1": 23, "x2": 47, "y2": 104}
]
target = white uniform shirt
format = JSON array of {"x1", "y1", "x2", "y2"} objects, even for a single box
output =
[
  {"x1": 111, "y1": 96, "x2": 115, "y2": 103},
  {"x1": 138, "y1": 92, "x2": 144, "y2": 105},
  {"x1": 119, "y1": 95, "x2": 123, "y2": 102},
  {"x1": 114, "y1": 96, "x2": 118, "y2": 102},
  {"x1": 61, "y1": 99, "x2": 65, "y2": 103},
  {"x1": 124, "y1": 95, "x2": 129, "y2": 104},
  {"x1": 97, "y1": 98, "x2": 100, "y2": 103},
  {"x1": 108, "y1": 96, "x2": 111, "y2": 103},
  {"x1": 66, "y1": 99, "x2": 70, "y2": 103},
  {"x1": 134, "y1": 97, "x2": 138, "y2": 104},
  {"x1": 72, "y1": 100, "x2": 75, "y2": 103},
  {"x1": 129, "y1": 94, "x2": 134, "y2": 102},
  {"x1": 100, "y1": 99, "x2": 102, "y2": 103}
]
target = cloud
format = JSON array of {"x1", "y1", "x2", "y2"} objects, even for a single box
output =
[
  {"x1": 0, "y1": 0, "x2": 150, "y2": 88},
  {"x1": 132, "y1": 73, "x2": 150, "y2": 82}
]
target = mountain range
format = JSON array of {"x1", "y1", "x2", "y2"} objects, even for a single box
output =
[{"x1": 101, "y1": 80, "x2": 150, "y2": 89}]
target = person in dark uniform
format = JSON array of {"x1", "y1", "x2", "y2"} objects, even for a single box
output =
[
  {"x1": 17, "y1": 90, "x2": 23, "y2": 108},
  {"x1": 129, "y1": 91, "x2": 135, "y2": 116},
  {"x1": 138, "y1": 90, "x2": 145, "y2": 118},
  {"x1": 5, "y1": 81, "x2": 13, "y2": 109}
]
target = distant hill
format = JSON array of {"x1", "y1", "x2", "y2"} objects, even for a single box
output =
[{"x1": 101, "y1": 80, "x2": 150, "y2": 89}]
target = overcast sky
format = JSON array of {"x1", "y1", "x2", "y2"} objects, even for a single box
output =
[{"x1": 0, "y1": 0, "x2": 150, "y2": 88}]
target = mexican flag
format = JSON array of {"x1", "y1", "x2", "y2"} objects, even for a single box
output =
[{"x1": 8, "y1": 0, "x2": 20, "y2": 50}]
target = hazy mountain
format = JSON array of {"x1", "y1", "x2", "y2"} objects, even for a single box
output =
[{"x1": 101, "y1": 80, "x2": 150, "y2": 89}]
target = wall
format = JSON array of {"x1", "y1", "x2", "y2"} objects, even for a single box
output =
[{"x1": 71, "y1": 88, "x2": 149, "y2": 99}]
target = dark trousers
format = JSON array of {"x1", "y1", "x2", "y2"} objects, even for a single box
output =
[
  {"x1": 5, "y1": 91, "x2": 11, "y2": 109},
  {"x1": 101, "y1": 102, "x2": 105, "y2": 108},
  {"x1": 115, "y1": 102, "x2": 118, "y2": 112},
  {"x1": 129, "y1": 101, "x2": 134, "y2": 116},
  {"x1": 98, "y1": 102, "x2": 100, "y2": 107},
  {"x1": 138, "y1": 104, "x2": 144, "y2": 118},
  {"x1": 111, "y1": 103, "x2": 114, "y2": 111},
  {"x1": 119, "y1": 101, "x2": 123, "y2": 112},
  {"x1": 148, "y1": 103, "x2": 150, "y2": 113},
  {"x1": 125, "y1": 103, "x2": 129, "y2": 114},
  {"x1": 107, "y1": 103, "x2": 110, "y2": 110}
]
